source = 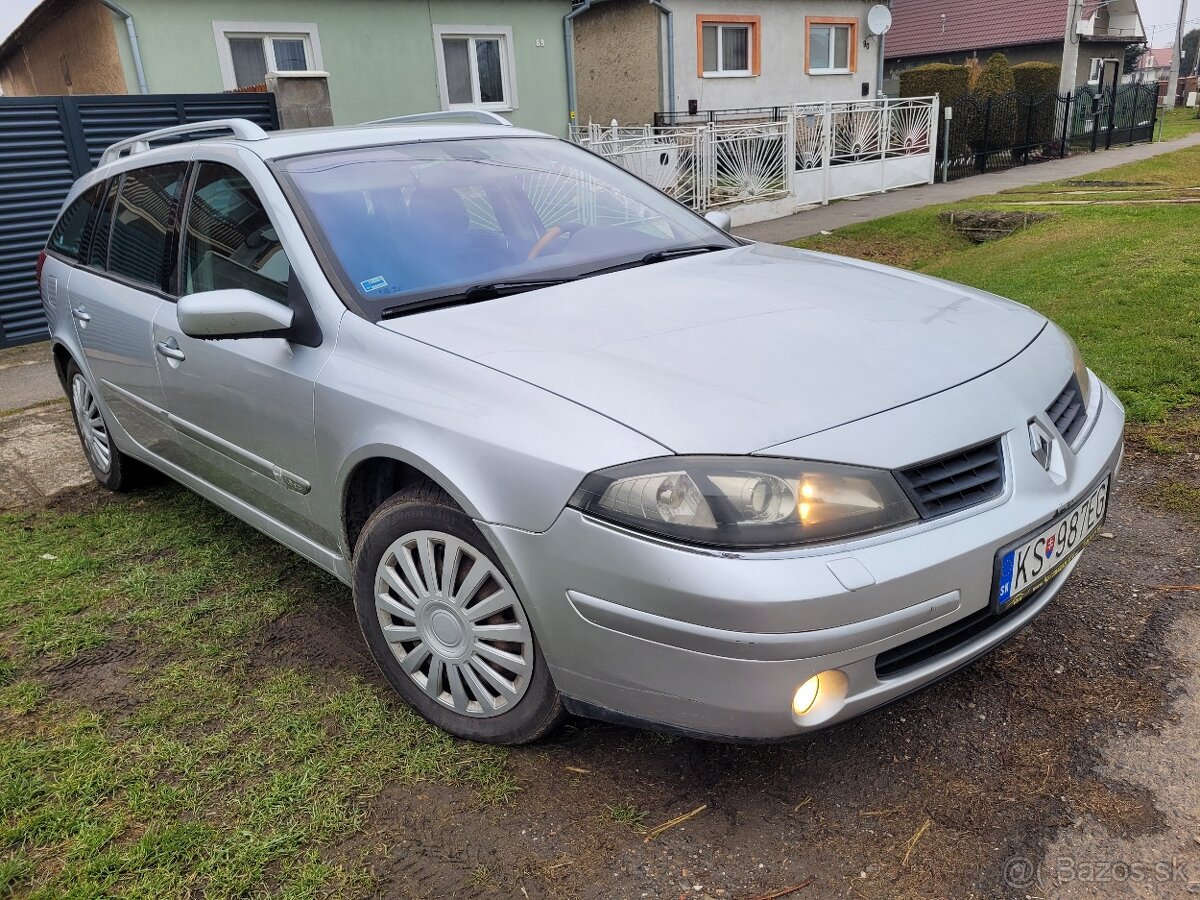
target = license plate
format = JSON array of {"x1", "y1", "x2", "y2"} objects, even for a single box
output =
[{"x1": 995, "y1": 476, "x2": 1109, "y2": 612}]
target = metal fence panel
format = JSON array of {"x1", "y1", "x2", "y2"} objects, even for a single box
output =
[
  {"x1": 0, "y1": 92, "x2": 278, "y2": 348},
  {"x1": 939, "y1": 84, "x2": 1158, "y2": 180}
]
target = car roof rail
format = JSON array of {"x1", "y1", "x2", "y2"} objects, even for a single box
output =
[
  {"x1": 99, "y1": 118, "x2": 270, "y2": 166},
  {"x1": 362, "y1": 109, "x2": 514, "y2": 127}
]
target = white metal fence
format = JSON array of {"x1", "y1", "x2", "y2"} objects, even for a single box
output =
[{"x1": 572, "y1": 97, "x2": 939, "y2": 224}]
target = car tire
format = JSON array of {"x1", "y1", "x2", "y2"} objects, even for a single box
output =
[
  {"x1": 64, "y1": 359, "x2": 145, "y2": 492},
  {"x1": 352, "y1": 484, "x2": 565, "y2": 744}
]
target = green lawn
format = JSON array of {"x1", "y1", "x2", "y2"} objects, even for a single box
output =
[
  {"x1": 795, "y1": 145, "x2": 1200, "y2": 422},
  {"x1": 1158, "y1": 106, "x2": 1200, "y2": 142},
  {"x1": 0, "y1": 490, "x2": 513, "y2": 898}
]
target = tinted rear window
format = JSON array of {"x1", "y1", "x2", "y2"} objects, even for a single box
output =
[
  {"x1": 108, "y1": 163, "x2": 187, "y2": 291},
  {"x1": 86, "y1": 178, "x2": 120, "y2": 271},
  {"x1": 48, "y1": 183, "x2": 104, "y2": 260}
]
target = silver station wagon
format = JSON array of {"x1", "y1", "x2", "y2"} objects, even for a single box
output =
[{"x1": 39, "y1": 113, "x2": 1124, "y2": 744}]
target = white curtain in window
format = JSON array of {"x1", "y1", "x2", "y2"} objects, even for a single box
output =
[
  {"x1": 442, "y1": 38, "x2": 473, "y2": 104},
  {"x1": 273, "y1": 39, "x2": 308, "y2": 71},
  {"x1": 722, "y1": 26, "x2": 749, "y2": 72},
  {"x1": 229, "y1": 37, "x2": 268, "y2": 88}
]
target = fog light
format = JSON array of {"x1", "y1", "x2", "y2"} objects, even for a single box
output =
[{"x1": 792, "y1": 675, "x2": 821, "y2": 717}]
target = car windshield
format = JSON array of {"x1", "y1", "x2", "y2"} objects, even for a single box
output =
[{"x1": 277, "y1": 136, "x2": 735, "y2": 315}]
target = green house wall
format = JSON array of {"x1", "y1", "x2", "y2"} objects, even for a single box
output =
[{"x1": 111, "y1": 0, "x2": 571, "y2": 134}]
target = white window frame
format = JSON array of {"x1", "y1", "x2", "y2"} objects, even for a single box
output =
[
  {"x1": 702, "y1": 23, "x2": 754, "y2": 78},
  {"x1": 432, "y1": 25, "x2": 517, "y2": 111},
  {"x1": 212, "y1": 21, "x2": 324, "y2": 90},
  {"x1": 1088, "y1": 57, "x2": 1118, "y2": 84},
  {"x1": 808, "y1": 23, "x2": 853, "y2": 75}
]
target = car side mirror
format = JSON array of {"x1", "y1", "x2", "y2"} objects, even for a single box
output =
[
  {"x1": 704, "y1": 210, "x2": 732, "y2": 233},
  {"x1": 177, "y1": 289, "x2": 295, "y2": 340}
]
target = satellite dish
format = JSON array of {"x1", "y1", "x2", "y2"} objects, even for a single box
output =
[{"x1": 867, "y1": 5, "x2": 893, "y2": 36}]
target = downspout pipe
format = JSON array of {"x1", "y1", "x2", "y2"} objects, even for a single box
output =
[
  {"x1": 563, "y1": 0, "x2": 593, "y2": 130},
  {"x1": 648, "y1": 0, "x2": 675, "y2": 122},
  {"x1": 99, "y1": 0, "x2": 148, "y2": 94}
]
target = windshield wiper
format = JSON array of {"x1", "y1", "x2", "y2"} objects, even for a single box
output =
[
  {"x1": 380, "y1": 277, "x2": 577, "y2": 319},
  {"x1": 641, "y1": 244, "x2": 732, "y2": 265}
]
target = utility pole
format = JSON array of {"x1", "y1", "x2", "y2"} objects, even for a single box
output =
[
  {"x1": 1165, "y1": 0, "x2": 1188, "y2": 108},
  {"x1": 1060, "y1": 0, "x2": 1084, "y2": 94}
]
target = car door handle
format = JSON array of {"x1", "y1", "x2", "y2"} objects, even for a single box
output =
[
  {"x1": 71, "y1": 306, "x2": 91, "y2": 322},
  {"x1": 155, "y1": 338, "x2": 186, "y2": 362}
]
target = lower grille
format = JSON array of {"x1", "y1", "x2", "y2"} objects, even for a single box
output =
[
  {"x1": 895, "y1": 438, "x2": 1005, "y2": 519},
  {"x1": 874, "y1": 585, "x2": 1047, "y2": 679},
  {"x1": 1048, "y1": 375, "x2": 1088, "y2": 445}
]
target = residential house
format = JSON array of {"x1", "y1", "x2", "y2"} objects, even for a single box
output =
[
  {"x1": 1131, "y1": 46, "x2": 1172, "y2": 83},
  {"x1": 883, "y1": 0, "x2": 1146, "y2": 93},
  {"x1": 569, "y1": 0, "x2": 890, "y2": 125},
  {"x1": 0, "y1": 0, "x2": 572, "y2": 134}
]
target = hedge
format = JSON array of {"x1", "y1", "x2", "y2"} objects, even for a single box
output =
[
  {"x1": 1013, "y1": 62, "x2": 1062, "y2": 148},
  {"x1": 972, "y1": 53, "x2": 1016, "y2": 152},
  {"x1": 1012, "y1": 61, "x2": 1060, "y2": 98},
  {"x1": 899, "y1": 63, "x2": 970, "y2": 102}
]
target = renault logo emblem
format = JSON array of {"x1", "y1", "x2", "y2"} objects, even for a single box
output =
[{"x1": 1028, "y1": 420, "x2": 1054, "y2": 471}]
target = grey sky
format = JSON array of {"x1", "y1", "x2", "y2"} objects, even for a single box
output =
[{"x1": 1, "y1": 0, "x2": 1197, "y2": 54}]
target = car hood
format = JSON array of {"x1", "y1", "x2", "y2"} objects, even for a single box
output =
[{"x1": 380, "y1": 243, "x2": 1046, "y2": 453}]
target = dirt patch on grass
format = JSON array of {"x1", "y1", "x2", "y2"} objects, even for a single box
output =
[{"x1": 939, "y1": 210, "x2": 1054, "y2": 243}]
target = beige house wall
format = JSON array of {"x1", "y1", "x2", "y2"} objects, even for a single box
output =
[
  {"x1": 574, "y1": 0, "x2": 661, "y2": 125},
  {"x1": 0, "y1": 0, "x2": 126, "y2": 96}
]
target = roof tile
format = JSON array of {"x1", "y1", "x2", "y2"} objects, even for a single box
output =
[{"x1": 885, "y1": 0, "x2": 1069, "y2": 59}]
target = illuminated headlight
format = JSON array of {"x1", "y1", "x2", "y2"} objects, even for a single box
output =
[{"x1": 568, "y1": 456, "x2": 918, "y2": 549}]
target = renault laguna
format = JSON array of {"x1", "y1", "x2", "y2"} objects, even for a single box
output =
[{"x1": 39, "y1": 114, "x2": 1123, "y2": 743}]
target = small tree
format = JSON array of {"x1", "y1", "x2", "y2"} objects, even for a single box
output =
[
  {"x1": 974, "y1": 52, "x2": 1015, "y2": 98},
  {"x1": 971, "y1": 53, "x2": 1016, "y2": 156}
]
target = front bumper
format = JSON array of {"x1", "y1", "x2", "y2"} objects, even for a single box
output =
[{"x1": 481, "y1": 380, "x2": 1125, "y2": 741}]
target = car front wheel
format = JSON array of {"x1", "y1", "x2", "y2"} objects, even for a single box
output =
[{"x1": 352, "y1": 485, "x2": 564, "y2": 744}]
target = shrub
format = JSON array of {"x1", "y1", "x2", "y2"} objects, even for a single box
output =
[
  {"x1": 899, "y1": 63, "x2": 970, "y2": 102},
  {"x1": 1013, "y1": 62, "x2": 1062, "y2": 149},
  {"x1": 1012, "y1": 61, "x2": 1060, "y2": 98},
  {"x1": 973, "y1": 52, "x2": 1015, "y2": 98},
  {"x1": 971, "y1": 53, "x2": 1016, "y2": 153}
]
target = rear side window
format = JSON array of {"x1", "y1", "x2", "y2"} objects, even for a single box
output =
[
  {"x1": 85, "y1": 178, "x2": 119, "y2": 270},
  {"x1": 108, "y1": 163, "x2": 187, "y2": 291},
  {"x1": 48, "y1": 184, "x2": 104, "y2": 260},
  {"x1": 183, "y1": 163, "x2": 290, "y2": 303}
]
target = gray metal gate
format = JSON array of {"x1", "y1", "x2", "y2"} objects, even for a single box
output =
[{"x1": 0, "y1": 92, "x2": 279, "y2": 349}]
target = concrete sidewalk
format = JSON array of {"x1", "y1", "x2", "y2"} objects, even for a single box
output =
[
  {"x1": 0, "y1": 342, "x2": 60, "y2": 415},
  {"x1": 733, "y1": 131, "x2": 1200, "y2": 244}
]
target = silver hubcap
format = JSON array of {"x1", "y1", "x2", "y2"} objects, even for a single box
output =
[
  {"x1": 71, "y1": 374, "x2": 111, "y2": 474},
  {"x1": 374, "y1": 530, "x2": 533, "y2": 718}
]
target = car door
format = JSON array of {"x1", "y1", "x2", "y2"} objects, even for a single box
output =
[
  {"x1": 67, "y1": 164, "x2": 187, "y2": 454},
  {"x1": 151, "y1": 157, "x2": 331, "y2": 540}
]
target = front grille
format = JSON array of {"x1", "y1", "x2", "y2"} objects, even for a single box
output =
[
  {"x1": 1047, "y1": 375, "x2": 1088, "y2": 445},
  {"x1": 895, "y1": 439, "x2": 1005, "y2": 519},
  {"x1": 874, "y1": 584, "x2": 1048, "y2": 678}
]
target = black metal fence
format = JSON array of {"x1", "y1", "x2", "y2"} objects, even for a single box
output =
[
  {"x1": 0, "y1": 92, "x2": 279, "y2": 349},
  {"x1": 940, "y1": 84, "x2": 1159, "y2": 180}
]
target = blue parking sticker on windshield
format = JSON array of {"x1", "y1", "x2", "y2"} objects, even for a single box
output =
[{"x1": 360, "y1": 276, "x2": 388, "y2": 293}]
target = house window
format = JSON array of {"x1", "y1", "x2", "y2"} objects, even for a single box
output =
[
  {"x1": 1089, "y1": 57, "x2": 1118, "y2": 84},
  {"x1": 697, "y1": 16, "x2": 761, "y2": 77},
  {"x1": 433, "y1": 27, "x2": 516, "y2": 110},
  {"x1": 212, "y1": 21, "x2": 323, "y2": 90},
  {"x1": 806, "y1": 18, "x2": 857, "y2": 75}
]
